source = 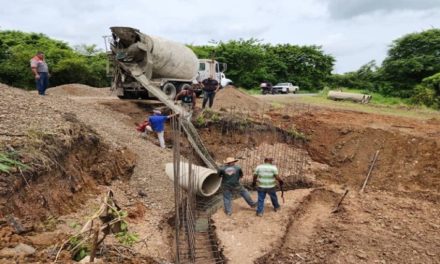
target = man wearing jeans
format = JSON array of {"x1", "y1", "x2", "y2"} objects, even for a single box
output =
[
  {"x1": 253, "y1": 157, "x2": 284, "y2": 217},
  {"x1": 30, "y1": 51, "x2": 49, "y2": 96},
  {"x1": 218, "y1": 157, "x2": 256, "y2": 216},
  {"x1": 201, "y1": 77, "x2": 219, "y2": 109}
]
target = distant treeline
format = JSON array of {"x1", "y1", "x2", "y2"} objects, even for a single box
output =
[
  {"x1": 329, "y1": 28, "x2": 440, "y2": 108},
  {"x1": 188, "y1": 39, "x2": 335, "y2": 91},
  {"x1": 1, "y1": 29, "x2": 439, "y2": 108}
]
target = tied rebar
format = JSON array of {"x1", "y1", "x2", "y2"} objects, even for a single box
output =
[
  {"x1": 172, "y1": 115, "x2": 225, "y2": 264},
  {"x1": 171, "y1": 105, "x2": 311, "y2": 263}
]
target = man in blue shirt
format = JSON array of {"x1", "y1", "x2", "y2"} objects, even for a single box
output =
[{"x1": 146, "y1": 109, "x2": 178, "y2": 148}]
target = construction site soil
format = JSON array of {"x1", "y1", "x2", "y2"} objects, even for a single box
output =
[{"x1": 0, "y1": 83, "x2": 439, "y2": 263}]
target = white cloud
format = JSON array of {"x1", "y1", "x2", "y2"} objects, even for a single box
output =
[{"x1": 0, "y1": 0, "x2": 439, "y2": 73}]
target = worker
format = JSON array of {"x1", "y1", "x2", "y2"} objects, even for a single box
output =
[
  {"x1": 174, "y1": 86, "x2": 196, "y2": 118},
  {"x1": 253, "y1": 157, "x2": 284, "y2": 217},
  {"x1": 30, "y1": 51, "x2": 50, "y2": 96},
  {"x1": 218, "y1": 157, "x2": 257, "y2": 216},
  {"x1": 201, "y1": 76, "x2": 219, "y2": 109},
  {"x1": 146, "y1": 109, "x2": 178, "y2": 148}
]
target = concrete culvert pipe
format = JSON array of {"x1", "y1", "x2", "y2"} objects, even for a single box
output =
[
  {"x1": 165, "y1": 163, "x2": 221, "y2": 197},
  {"x1": 328, "y1": 91, "x2": 372, "y2": 104}
]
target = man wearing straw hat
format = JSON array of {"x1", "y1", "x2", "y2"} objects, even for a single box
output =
[
  {"x1": 253, "y1": 157, "x2": 284, "y2": 217},
  {"x1": 218, "y1": 157, "x2": 257, "y2": 216}
]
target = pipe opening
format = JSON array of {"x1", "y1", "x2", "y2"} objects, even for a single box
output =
[{"x1": 200, "y1": 173, "x2": 221, "y2": 197}]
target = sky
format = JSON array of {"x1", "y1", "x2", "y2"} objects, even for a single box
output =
[{"x1": 1, "y1": 0, "x2": 439, "y2": 73}]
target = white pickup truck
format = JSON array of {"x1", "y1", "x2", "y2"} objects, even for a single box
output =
[{"x1": 272, "y1": 83, "x2": 299, "y2": 94}]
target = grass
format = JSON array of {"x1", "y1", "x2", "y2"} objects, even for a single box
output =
[
  {"x1": 301, "y1": 96, "x2": 438, "y2": 120},
  {"x1": 238, "y1": 87, "x2": 261, "y2": 95},
  {"x1": 0, "y1": 151, "x2": 29, "y2": 173},
  {"x1": 257, "y1": 87, "x2": 439, "y2": 120},
  {"x1": 334, "y1": 88, "x2": 410, "y2": 106}
]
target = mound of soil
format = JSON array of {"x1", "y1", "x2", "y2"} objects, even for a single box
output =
[
  {"x1": 213, "y1": 86, "x2": 267, "y2": 111},
  {"x1": 0, "y1": 84, "x2": 135, "y2": 220},
  {"x1": 0, "y1": 83, "x2": 138, "y2": 263},
  {"x1": 48, "y1": 84, "x2": 111, "y2": 97}
]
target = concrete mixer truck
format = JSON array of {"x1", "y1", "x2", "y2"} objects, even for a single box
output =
[{"x1": 107, "y1": 27, "x2": 232, "y2": 99}]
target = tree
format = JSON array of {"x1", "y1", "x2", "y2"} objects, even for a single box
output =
[
  {"x1": 411, "y1": 72, "x2": 440, "y2": 108},
  {"x1": 188, "y1": 39, "x2": 334, "y2": 89},
  {"x1": 330, "y1": 60, "x2": 379, "y2": 91},
  {"x1": 0, "y1": 30, "x2": 109, "y2": 89},
  {"x1": 381, "y1": 28, "x2": 440, "y2": 97}
]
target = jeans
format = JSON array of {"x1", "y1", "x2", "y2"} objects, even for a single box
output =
[
  {"x1": 256, "y1": 187, "x2": 280, "y2": 214},
  {"x1": 223, "y1": 185, "x2": 255, "y2": 215},
  {"x1": 36, "y1": 72, "x2": 48, "y2": 95},
  {"x1": 202, "y1": 91, "x2": 216, "y2": 108}
]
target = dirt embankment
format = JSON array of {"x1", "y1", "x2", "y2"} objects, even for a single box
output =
[
  {"x1": 0, "y1": 84, "x2": 137, "y2": 263},
  {"x1": 266, "y1": 109, "x2": 440, "y2": 199}
]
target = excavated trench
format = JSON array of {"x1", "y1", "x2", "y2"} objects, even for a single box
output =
[{"x1": 99, "y1": 100, "x2": 440, "y2": 263}]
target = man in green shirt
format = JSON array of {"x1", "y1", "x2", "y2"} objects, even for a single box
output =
[
  {"x1": 218, "y1": 157, "x2": 256, "y2": 216},
  {"x1": 253, "y1": 157, "x2": 284, "y2": 217}
]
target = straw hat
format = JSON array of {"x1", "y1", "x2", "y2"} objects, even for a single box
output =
[{"x1": 224, "y1": 157, "x2": 238, "y2": 164}]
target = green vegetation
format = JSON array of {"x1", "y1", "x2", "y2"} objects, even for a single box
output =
[
  {"x1": 108, "y1": 209, "x2": 140, "y2": 246},
  {"x1": 330, "y1": 28, "x2": 440, "y2": 109},
  {"x1": 0, "y1": 30, "x2": 109, "y2": 89},
  {"x1": 0, "y1": 151, "x2": 29, "y2": 173},
  {"x1": 0, "y1": 28, "x2": 439, "y2": 109},
  {"x1": 287, "y1": 128, "x2": 309, "y2": 142},
  {"x1": 238, "y1": 87, "x2": 260, "y2": 95},
  {"x1": 189, "y1": 39, "x2": 334, "y2": 91}
]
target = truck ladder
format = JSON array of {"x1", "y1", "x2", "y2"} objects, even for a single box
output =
[{"x1": 119, "y1": 62, "x2": 218, "y2": 170}]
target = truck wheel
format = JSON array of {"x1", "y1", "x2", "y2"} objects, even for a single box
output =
[
  {"x1": 162, "y1": 83, "x2": 177, "y2": 100},
  {"x1": 179, "y1": 83, "x2": 192, "y2": 91}
]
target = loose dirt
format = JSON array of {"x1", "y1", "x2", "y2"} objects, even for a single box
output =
[
  {"x1": 48, "y1": 84, "x2": 111, "y2": 97},
  {"x1": 212, "y1": 86, "x2": 267, "y2": 111},
  {"x1": 1, "y1": 82, "x2": 439, "y2": 263}
]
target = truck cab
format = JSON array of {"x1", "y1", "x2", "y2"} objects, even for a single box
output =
[{"x1": 197, "y1": 59, "x2": 233, "y2": 88}]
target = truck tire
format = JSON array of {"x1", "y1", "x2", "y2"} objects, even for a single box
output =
[
  {"x1": 162, "y1": 82, "x2": 177, "y2": 100},
  {"x1": 179, "y1": 83, "x2": 192, "y2": 91}
]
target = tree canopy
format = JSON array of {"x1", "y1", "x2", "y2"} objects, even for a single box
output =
[
  {"x1": 380, "y1": 29, "x2": 440, "y2": 97},
  {"x1": 0, "y1": 30, "x2": 109, "y2": 89},
  {"x1": 189, "y1": 39, "x2": 335, "y2": 90}
]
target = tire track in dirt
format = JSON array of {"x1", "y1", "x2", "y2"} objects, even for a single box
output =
[{"x1": 256, "y1": 188, "x2": 338, "y2": 263}]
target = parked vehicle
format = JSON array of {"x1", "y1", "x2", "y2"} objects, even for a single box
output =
[
  {"x1": 272, "y1": 83, "x2": 299, "y2": 94},
  {"x1": 106, "y1": 27, "x2": 232, "y2": 99},
  {"x1": 260, "y1": 82, "x2": 274, "y2": 95}
]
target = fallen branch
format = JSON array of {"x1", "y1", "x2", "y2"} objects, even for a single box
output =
[
  {"x1": 332, "y1": 190, "x2": 349, "y2": 213},
  {"x1": 360, "y1": 150, "x2": 380, "y2": 193},
  {"x1": 53, "y1": 190, "x2": 120, "y2": 263}
]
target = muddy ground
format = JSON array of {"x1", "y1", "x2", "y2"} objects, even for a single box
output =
[{"x1": 0, "y1": 84, "x2": 439, "y2": 263}]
